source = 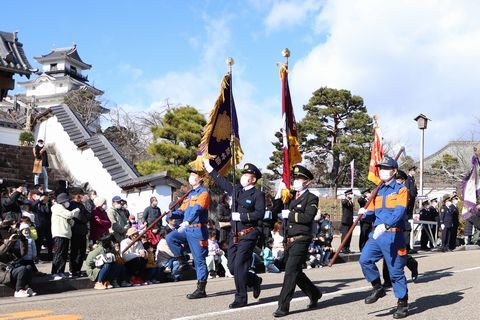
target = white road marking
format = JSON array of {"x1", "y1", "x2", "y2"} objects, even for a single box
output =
[{"x1": 172, "y1": 266, "x2": 480, "y2": 320}]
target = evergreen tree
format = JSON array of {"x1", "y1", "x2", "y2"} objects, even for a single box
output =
[
  {"x1": 299, "y1": 87, "x2": 373, "y2": 195},
  {"x1": 136, "y1": 106, "x2": 206, "y2": 179},
  {"x1": 266, "y1": 131, "x2": 283, "y2": 179}
]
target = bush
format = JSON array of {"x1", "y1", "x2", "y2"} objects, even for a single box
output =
[{"x1": 19, "y1": 131, "x2": 34, "y2": 146}]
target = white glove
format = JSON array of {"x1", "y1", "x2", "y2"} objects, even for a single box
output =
[
  {"x1": 281, "y1": 209, "x2": 290, "y2": 220},
  {"x1": 373, "y1": 224, "x2": 386, "y2": 239},
  {"x1": 177, "y1": 221, "x2": 189, "y2": 233},
  {"x1": 203, "y1": 158, "x2": 214, "y2": 173},
  {"x1": 231, "y1": 212, "x2": 241, "y2": 221},
  {"x1": 441, "y1": 224, "x2": 445, "y2": 230}
]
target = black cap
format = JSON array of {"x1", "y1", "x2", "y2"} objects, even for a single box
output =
[
  {"x1": 430, "y1": 198, "x2": 438, "y2": 202},
  {"x1": 70, "y1": 187, "x2": 84, "y2": 195},
  {"x1": 361, "y1": 188, "x2": 371, "y2": 194},
  {"x1": 408, "y1": 166, "x2": 417, "y2": 171},
  {"x1": 396, "y1": 170, "x2": 408, "y2": 180},
  {"x1": 344, "y1": 189, "x2": 353, "y2": 195},
  {"x1": 422, "y1": 200, "x2": 429, "y2": 206},
  {"x1": 451, "y1": 195, "x2": 459, "y2": 201},
  {"x1": 292, "y1": 164, "x2": 314, "y2": 180},
  {"x1": 241, "y1": 163, "x2": 262, "y2": 179}
]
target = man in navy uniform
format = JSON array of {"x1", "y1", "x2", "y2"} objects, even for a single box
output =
[
  {"x1": 359, "y1": 156, "x2": 409, "y2": 319},
  {"x1": 203, "y1": 160, "x2": 264, "y2": 309},
  {"x1": 449, "y1": 195, "x2": 460, "y2": 250},
  {"x1": 440, "y1": 195, "x2": 454, "y2": 252},
  {"x1": 341, "y1": 189, "x2": 354, "y2": 253},
  {"x1": 272, "y1": 164, "x2": 322, "y2": 317}
]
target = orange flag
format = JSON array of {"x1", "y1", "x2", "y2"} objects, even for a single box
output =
[{"x1": 368, "y1": 116, "x2": 384, "y2": 185}]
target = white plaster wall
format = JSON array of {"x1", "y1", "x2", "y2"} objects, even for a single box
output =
[
  {"x1": 123, "y1": 185, "x2": 172, "y2": 222},
  {"x1": 34, "y1": 116, "x2": 173, "y2": 215},
  {"x1": 0, "y1": 127, "x2": 21, "y2": 146}
]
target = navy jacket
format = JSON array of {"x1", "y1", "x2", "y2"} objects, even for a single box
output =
[
  {"x1": 209, "y1": 169, "x2": 265, "y2": 234},
  {"x1": 440, "y1": 205, "x2": 453, "y2": 228}
]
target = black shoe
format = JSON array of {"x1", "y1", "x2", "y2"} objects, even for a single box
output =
[
  {"x1": 393, "y1": 297, "x2": 408, "y2": 319},
  {"x1": 307, "y1": 288, "x2": 322, "y2": 309},
  {"x1": 253, "y1": 277, "x2": 262, "y2": 299},
  {"x1": 187, "y1": 281, "x2": 207, "y2": 299},
  {"x1": 229, "y1": 301, "x2": 247, "y2": 309},
  {"x1": 365, "y1": 286, "x2": 386, "y2": 304},
  {"x1": 273, "y1": 309, "x2": 289, "y2": 317}
]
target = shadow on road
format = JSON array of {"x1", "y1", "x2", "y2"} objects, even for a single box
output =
[
  {"x1": 207, "y1": 276, "x2": 365, "y2": 298},
  {"x1": 373, "y1": 287, "x2": 470, "y2": 317},
  {"x1": 413, "y1": 267, "x2": 453, "y2": 284}
]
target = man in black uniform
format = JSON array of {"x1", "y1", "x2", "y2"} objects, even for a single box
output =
[
  {"x1": 203, "y1": 160, "x2": 264, "y2": 309},
  {"x1": 448, "y1": 195, "x2": 459, "y2": 250},
  {"x1": 358, "y1": 189, "x2": 372, "y2": 251},
  {"x1": 341, "y1": 189, "x2": 354, "y2": 253},
  {"x1": 440, "y1": 195, "x2": 453, "y2": 252},
  {"x1": 420, "y1": 199, "x2": 437, "y2": 250},
  {"x1": 272, "y1": 165, "x2": 322, "y2": 317}
]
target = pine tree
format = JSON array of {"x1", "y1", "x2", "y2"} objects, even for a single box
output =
[{"x1": 136, "y1": 106, "x2": 206, "y2": 179}]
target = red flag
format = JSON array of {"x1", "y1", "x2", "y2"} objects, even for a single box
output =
[
  {"x1": 368, "y1": 116, "x2": 384, "y2": 185},
  {"x1": 280, "y1": 64, "x2": 301, "y2": 189}
]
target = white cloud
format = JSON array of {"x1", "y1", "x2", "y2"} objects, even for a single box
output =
[
  {"x1": 117, "y1": 63, "x2": 143, "y2": 80},
  {"x1": 264, "y1": 0, "x2": 323, "y2": 32},
  {"x1": 289, "y1": 0, "x2": 480, "y2": 160}
]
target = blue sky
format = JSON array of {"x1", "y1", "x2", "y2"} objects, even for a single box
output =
[{"x1": 4, "y1": 0, "x2": 480, "y2": 170}]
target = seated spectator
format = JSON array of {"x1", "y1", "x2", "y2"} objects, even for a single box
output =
[
  {"x1": 143, "y1": 242, "x2": 160, "y2": 284},
  {"x1": 165, "y1": 217, "x2": 179, "y2": 232},
  {"x1": 206, "y1": 230, "x2": 232, "y2": 278},
  {"x1": 307, "y1": 239, "x2": 323, "y2": 269},
  {"x1": 156, "y1": 229, "x2": 181, "y2": 282},
  {"x1": 263, "y1": 238, "x2": 280, "y2": 273},
  {"x1": 15, "y1": 223, "x2": 42, "y2": 275},
  {"x1": 128, "y1": 215, "x2": 143, "y2": 232},
  {"x1": 120, "y1": 228, "x2": 147, "y2": 285},
  {"x1": 0, "y1": 233, "x2": 36, "y2": 297},
  {"x1": 90, "y1": 197, "x2": 111, "y2": 244},
  {"x1": 84, "y1": 235, "x2": 131, "y2": 289},
  {"x1": 271, "y1": 221, "x2": 284, "y2": 262},
  {"x1": 145, "y1": 227, "x2": 161, "y2": 251},
  {"x1": 19, "y1": 217, "x2": 38, "y2": 242}
]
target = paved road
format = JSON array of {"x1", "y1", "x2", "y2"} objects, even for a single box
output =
[{"x1": 0, "y1": 250, "x2": 478, "y2": 320}]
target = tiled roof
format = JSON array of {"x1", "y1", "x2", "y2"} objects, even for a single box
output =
[
  {"x1": 34, "y1": 44, "x2": 91, "y2": 69},
  {"x1": 0, "y1": 31, "x2": 33, "y2": 76}
]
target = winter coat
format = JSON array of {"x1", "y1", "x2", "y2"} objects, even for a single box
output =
[
  {"x1": 69, "y1": 201, "x2": 90, "y2": 236},
  {"x1": 142, "y1": 206, "x2": 162, "y2": 227},
  {"x1": 1, "y1": 191, "x2": 22, "y2": 222},
  {"x1": 51, "y1": 204, "x2": 78, "y2": 239},
  {"x1": 90, "y1": 207, "x2": 112, "y2": 242},
  {"x1": 84, "y1": 245, "x2": 108, "y2": 281},
  {"x1": 107, "y1": 207, "x2": 129, "y2": 242},
  {"x1": 0, "y1": 240, "x2": 19, "y2": 284}
]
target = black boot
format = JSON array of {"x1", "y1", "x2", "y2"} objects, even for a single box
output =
[
  {"x1": 273, "y1": 308, "x2": 289, "y2": 317},
  {"x1": 187, "y1": 281, "x2": 207, "y2": 299},
  {"x1": 407, "y1": 256, "x2": 418, "y2": 281},
  {"x1": 365, "y1": 279, "x2": 386, "y2": 304},
  {"x1": 307, "y1": 287, "x2": 322, "y2": 309},
  {"x1": 393, "y1": 296, "x2": 408, "y2": 319},
  {"x1": 253, "y1": 276, "x2": 262, "y2": 299}
]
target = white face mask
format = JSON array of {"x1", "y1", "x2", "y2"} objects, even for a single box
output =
[
  {"x1": 240, "y1": 175, "x2": 250, "y2": 188},
  {"x1": 379, "y1": 169, "x2": 394, "y2": 182},
  {"x1": 101, "y1": 204, "x2": 107, "y2": 210},
  {"x1": 453, "y1": 200, "x2": 459, "y2": 205},
  {"x1": 114, "y1": 204, "x2": 122, "y2": 209},
  {"x1": 63, "y1": 201, "x2": 70, "y2": 209},
  {"x1": 445, "y1": 201, "x2": 452, "y2": 207},
  {"x1": 292, "y1": 179, "x2": 306, "y2": 192},
  {"x1": 188, "y1": 175, "x2": 200, "y2": 187},
  {"x1": 38, "y1": 143, "x2": 44, "y2": 147}
]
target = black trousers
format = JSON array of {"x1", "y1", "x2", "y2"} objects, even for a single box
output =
[
  {"x1": 125, "y1": 257, "x2": 147, "y2": 278},
  {"x1": 70, "y1": 234, "x2": 87, "y2": 273},
  {"x1": 227, "y1": 230, "x2": 261, "y2": 304},
  {"x1": 420, "y1": 225, "x2": 435, "y2": 248},
  {"x1": 36, "y1": 224, "x2": 53, "y2": 256},
  {"x1": 442, "y1": 227, "x2": 453, "y2": 250},
  {"x1": 11, "y1": 265, "x2": 33, "y2": 291},
  {"x1": 449, "y1": 224, "x2": 458, "y2": 250},
  {"x1": 382, "y1": 255, "x2": 416, "y2": 284},
  {"x1": 359, "y1": 221, "x2": 372, "y2": 251},
  {"x1": 341, "y1": 224, "x2": 352, "y2": 251},
  {"x1": 51, "y1": 237, "x2": 70, "y2": 274},
  {"x1": 278, "y1": 237, "x2": 318, "y2": 311}
]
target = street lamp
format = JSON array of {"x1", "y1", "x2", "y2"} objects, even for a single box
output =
[{"x1": 414, "y1": 114, "x2": 431, "y2": 197}]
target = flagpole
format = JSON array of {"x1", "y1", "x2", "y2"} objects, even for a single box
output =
[
  {"x1": 226, "y1": 57, "x2": 239, "y2": 244},
  {"x1": 281, "y1": 48, "x2": 290, "y2": 246}
]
